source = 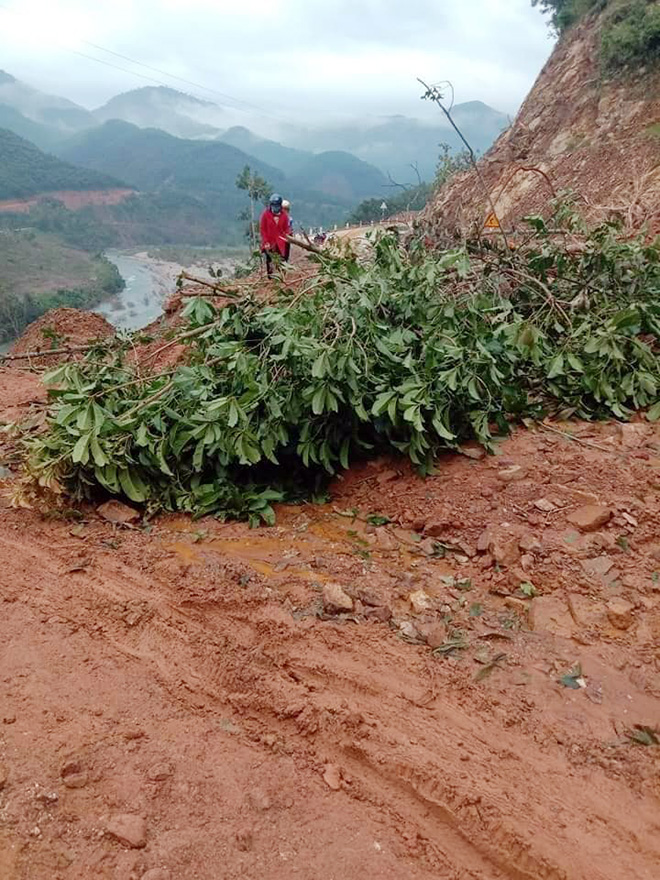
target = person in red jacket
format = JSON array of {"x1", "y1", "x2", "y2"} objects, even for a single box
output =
[{"x1": 260, "y1": 193, "x2": 291, "y2": 277}]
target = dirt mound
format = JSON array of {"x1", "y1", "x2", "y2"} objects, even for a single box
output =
[
  {"x1": 1, "y1": 363, "x2": 660, "y2": 878},
  {"x1": 423, "y1": 13, "x2": 660, "y2": 241},
  {"x1": 9, "y1": 308, "x2": 116, "y2": 364}
]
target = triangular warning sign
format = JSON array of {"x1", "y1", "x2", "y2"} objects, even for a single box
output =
[{"x1": 484, "y1": 212, "x2": 501, "y2": 229}]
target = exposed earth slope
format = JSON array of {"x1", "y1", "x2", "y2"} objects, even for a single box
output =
[{"x1": 424, "y1": 12, "x2": 660, "y2": 239}]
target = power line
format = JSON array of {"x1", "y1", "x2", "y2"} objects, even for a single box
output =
[{"x1": 0, "y1": 2, "x2": 293, "y2": 125}]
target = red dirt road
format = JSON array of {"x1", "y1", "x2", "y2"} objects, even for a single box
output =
[{"x1": 1, "y1": 365, "x2": 660, "y2": 880}]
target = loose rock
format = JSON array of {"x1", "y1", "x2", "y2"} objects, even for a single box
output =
[
  {"x1": 98, "y1": 500, "x2": 140, "y2": 525},
  {"x1": 534, "y1": 499, "x2": 556, "y2": 512},
  {"x1": 323, "y1": 764, "x2": 342, "y2": 791},
  {"x1": 566, "y1": 505, "x2": 612, "y2": 533},
  {"x1": 408, "y1": 590, "x2": 432, "y2": 615},
  {"x1": 0, "y1": 763, "x2": 8, "y2": 790},
  {"x1": 147, "y1": 762, "x2": 173, "y2": 782},
  {"x1": 488, "y1": 537, "x2": 520, "y2": 568},
  {"x1": 142, "y1": 870, "x2": 171, "y2": 880},
  {"x1": 61, "y1": 760, "x2": 88, "y2": 789},
  {"x1": 105, "y1": 813, "x2": 147, "y2": 849},
  {"x1": 322, "y1": 583, "x2": 354, "y2": 614},
  {"x1": 497, "y1": 465, "x2": 526, "y2": 483},
  {"x1": 606, "y1": 599, "x2": 635, "y2": 630},
  {"x1": 529, "y1": 596, "x2": 575, "y2": 637}
]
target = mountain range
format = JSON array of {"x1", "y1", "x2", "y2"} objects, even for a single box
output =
[{"x1": 0, "y1": 71, "x2": 509, "y2": 186}]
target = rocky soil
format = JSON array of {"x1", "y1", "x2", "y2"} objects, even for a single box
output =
[{"x1": 0, "y1": 356, "x2": 659, "y2": 880}]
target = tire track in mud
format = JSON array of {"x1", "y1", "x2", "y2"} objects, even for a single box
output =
[{"x1": 1, "y1": 528, "x2": 660, "y2": 880}]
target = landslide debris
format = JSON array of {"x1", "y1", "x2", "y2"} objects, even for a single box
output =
[{"x1": 12, "y1": 208, "x2": 660, "y2": 522}]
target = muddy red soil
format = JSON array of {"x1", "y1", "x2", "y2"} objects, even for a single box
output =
[{"x1": 1, "y1": 363, "x2": 659, "y2": 880}]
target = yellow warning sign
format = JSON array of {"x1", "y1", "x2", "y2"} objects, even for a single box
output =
[{"x1": 484, "y1": 212, "x2": 501, "y2": 229}]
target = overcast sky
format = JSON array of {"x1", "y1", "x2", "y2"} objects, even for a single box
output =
[{"x1": 0, "y1": 0, "x2": 554, "y2": 125}]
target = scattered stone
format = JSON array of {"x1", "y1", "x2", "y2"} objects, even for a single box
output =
[
  {"x1": 61, "y1": 760, "x2": 88, "y2": 789},
  {"x1": 105, "y1": 813, "x2": 147, "y2": 849},
  {"x1": 459, "y1": 444, "x2": 486, "y2": 461},
  {"x1": 424, "y1": 521, "x2": 448, "y2": 538},
  {"x1": 408, "y1": 590, "x2": 433, "y2": 615},
  {"x1": 248, "y1": 788, "x2": 272, "y2": 812},
  {"x1": 376, "y1": 469, "x2": 398, "y2": 484},
  {"x1": 566, "y1": 505, "x2": 612, "y2": 533},
  {"x1": 147, "y1": 763, "x2": 173, "y2": 782},
  {"x1": 3, "y1": 714, "x2": 16, "y2": 724},
  {"x1": 520, "y1": 554, "x2": 535, "y2": 573},
  {"x1": 357, "y1": 589, "x2": 381, "y2": 607},
  {"x1": 606, "y1": 599, "x2": 635, "y2": 630},
  {"x1": 534, "y1": 499, "x2": 556, "y2": 513},
  {"x1": 418, "y1": 538, "x2": 437, "y2": 556},
  {"x1": 398, "y1": 620, "x2": 422, "y2": 641},
  {"x1": 322, "y1": 764, "x2": 342, "y2": 791},
  {"x1": 504, "y1": 597, "x2": 528, "y2": 615},
  {"x1": 518, "y1": 533, "x2": 542, "y2": 553},
  {"x1": 98, "y1": 500, "x2": 140, "y2": 525},
  {"x1": 374, "y1": 529, "x2": 399, "y2": 551},
  {"x1": 497, "y1": 465, "x2": 526, "y2": 483},
  {"x1": 365, "y1": 605, "x2": 392, "y2": 622},
  {"x1": 123, "y1": 728, "x2": 146, "y2": 742},
  {"x1": 322, "y1": 583, "x2": 354, "y2": 614},
  {"x1": 568, "y1": 594, "x2": 607, "y2": 630},
  {"x1": 488, "y1": 537, "x2": 520, "y2": 568},
  {"x1": 0, "y1": 763, "x2": 8, "y2": 790},
  {"x1": 648, "y1": 544, "x2": 660, "y2": 562},
  {"x1": 528, "y1": 596, "x2": 575, "y2": 637},
  {"x1": 35, "y1": 790, "x2": 58, "y2": 806},
  {"x1": 142, "y1": 869, "x2": 171, "y2": 880},
  {"x1": 477, "y1": 527, "x2": 495, "y2": 553},
  {"x1": 416, "y1": 623, "x2": 447, "y2": 650},
  {"x1": 234, "y1": 828, "x2": 254, "y2": 852},
  {"x1": 581, "y1": 556, "x2": 614, "y2": 580}
]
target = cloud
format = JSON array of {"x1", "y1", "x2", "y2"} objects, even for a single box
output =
[{"x1": 0, "y1": 0, "x2": 554, "y2": 125}]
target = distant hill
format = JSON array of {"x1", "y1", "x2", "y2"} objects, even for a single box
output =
[
  {"x1": 0, "y1": 69, "x2": 94, "y2": 133},
  {"x1": 57, "y1": 119, "x2": 285, "y2": 194},
  {"x1": 0, "y1": 127, "x2": 127, "y2": 200},
  {"x1": 289, "y1": 150, "x2": 388, "y2": 202},
  {"x1": 0, "y1": 103, "x2": 62, "y2": 151},
  {"x1": 219, "y1": 126, "x2": 311, "y2": 176},
  {"x1": 288, "y1": 102, "x2": 510, "y2": 183},
  {"x1": 94, "y1": 87, "x2": 221, "y2": 139}
]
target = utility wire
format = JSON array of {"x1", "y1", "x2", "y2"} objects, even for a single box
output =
[{"x1": 0, "y1": 2, "x2": 293, "y2": 125}]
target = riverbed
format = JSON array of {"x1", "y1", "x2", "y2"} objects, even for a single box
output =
[{"x1": 95, "y1": 250, "x2": 181, "y2": 331}]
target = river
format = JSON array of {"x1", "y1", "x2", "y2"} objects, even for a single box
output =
[{"x1": 95, "y1": 250, "x2": 180, "y2": 331}]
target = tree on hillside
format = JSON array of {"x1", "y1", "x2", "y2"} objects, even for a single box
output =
[
  {"x1": 348, "y1": 143, "x2": 471, "y2": 225},
  {"x1": 236, "y1": 165, "x2": 272, "y2": 248}
]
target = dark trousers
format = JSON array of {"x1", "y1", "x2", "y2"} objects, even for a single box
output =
[{"x1": 265, "y1": 248, "x2": 288, "y2": 278}]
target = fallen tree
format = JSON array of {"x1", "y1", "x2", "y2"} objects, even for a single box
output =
[{"x1": 15, "y1": 206, "x2": 660, "y2": 523}]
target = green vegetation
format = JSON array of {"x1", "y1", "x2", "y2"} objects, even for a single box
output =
[
  {"x1": 349, "y1": 145, "x2": 471, "y2": 224},
  {"x1": 20, "y1": 205, "x2": 660, "y2": 522},
  {"x1": 534, "y1": 0, "x2": 660, "y2": 73},
  {"x1": 532, "y1": 0, "x2": 605, "y2": 32},
  {"x1": 0, "y1": 229, "x2": 123, "y2": 341},
  {"x1": 601, "y1": 0, "x2": 660, "y2": 71},
  {"x1": 0, "y1": 128, "x2": 125, "y2": 200}
]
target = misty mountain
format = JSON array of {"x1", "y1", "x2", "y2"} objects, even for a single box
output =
[
  {"x1": 0, "y1": 70, "x2": 94, "y2": 134},
  {"x1": 0, "y1": 104, "x2": 64, "y2": 151},
  {"x1": 58, "y1": 120, "x2": 285, "y2": 194},
  {"x1": 289, "y1": 151, "x2": 387, "y2": 202},
  {"x1": 288, "y1": 102, "x2": 510, "y2": 183},
  {"x1": 0, "y1": 127, "x2": 126, "y2": 200},
  {"x1": 94, "y1": 87, "x2": 221, "y2": 140},
  {"x1": 219, "y1": 126, "x2": 310, "y2": 176}
]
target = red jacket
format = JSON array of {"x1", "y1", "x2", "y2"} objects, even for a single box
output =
[{"x1": 260, "y1": 208, "x2": 291, "y2": 256}]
